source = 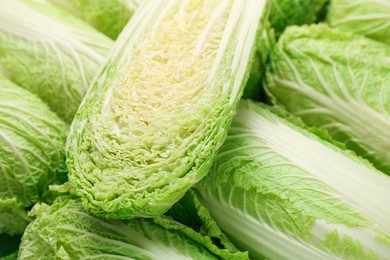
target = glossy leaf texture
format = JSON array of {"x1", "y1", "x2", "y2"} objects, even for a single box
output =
[
  {"x1": 0, "y1": 0, "x2": 113, "y2": 123},
  {"x1": 0, "y1": 76, "x2": 68, "y2": 235},
  {"x1": 265, "y1": 24, "x2": 390, "y2": 175},
  {"x1": 327, "y1": 0, "x2": 390, "y2": 45},
  {"x1": 19, "y1": 196, "x2": 248, "y2": 260},
  {"x1": 196, "y1": 100, "x2": 390, "y2": 260}
]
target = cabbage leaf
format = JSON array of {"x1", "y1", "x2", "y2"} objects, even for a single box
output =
[
  {"x1": 196, "y1": 100, "x2": 390, "y2": 260},
  {"x1": 243, "y1": 23, "x2": 275, "y2": 100},
  {"x1": 0, "y1": 76, "x2": 68, "y2": 235},
  {"x1": 48, "y1": 0, "x2": 141, "y2": 39},
  {"x1": 327, "y1": 0, "x2": 390, "y2": 45},
  {"x1": 265, "y1": 24, "x2": 390, "y2": 175},
  {"x1": 269, "y1": 0, "x2": 328, "y2": 36},
  {"x1": 0, "y1": 0, "x2": 113, "y2": 123},
  {"x1": 19, "y1": 197, "x2": 248, "y2": 260},
  {"x1": 243, "y1": 0, "x2": 329, "y2": 100},
  {"x1": 0, "y1": 250, "x2": 18, "y2": 260},
  {"x1": 66, "y1": 0, "x2": 268, "y2": 219}
]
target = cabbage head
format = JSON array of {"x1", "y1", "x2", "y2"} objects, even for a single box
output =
[
  {"x1": 0, "y1": 76, "x2": 68, "y2": 235},
  {"x1": 0, "y1": 0, "x2": 113, "y2": 123},
  {"x1": 66, "y1": 0, "x2": 269, "y2": 219},
  {"x1": 196, "y1": 100, "x2": 390, "y2": 260},
  {"x1": 265, "y1": 24, "x2": 390, "y2": 175}
]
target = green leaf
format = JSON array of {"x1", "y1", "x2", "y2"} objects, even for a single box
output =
[
  {"x1": 48, "y1": 0, "x2": 140, "y2": 39},
  {"x1": 0, "y1": 198, "x2": 30, "y2": 236},
  {"x1": 0, "y1": 77, "x2": 68, "y2": 235},
  {"x1": 196, "y1": 99, "x2": 390, "y2": 259},
  {"x1": 0, "y1": 250, "x2": 18, "y2": 260},
  {"x1": 19, "y1": 198, "x2": 246, "y2": 259},
  {"x1": 269, "y1": 0, "x2": 329, "y2": 37},
  {"x1": 243, "y1": 23, "x2": 275, "y2": 101},
  {"x1": 265, "y1": 24, "x2": 390, "y2": 175},
  {"x1": 327, "y1": 0, "x2": 390, "y2": 45},
  {"x1": 165, "y1": 190, "x2": 248, "y2": 259},
  {"x1": 0, "y1": 0, "x2": 113, "y2": 123}
]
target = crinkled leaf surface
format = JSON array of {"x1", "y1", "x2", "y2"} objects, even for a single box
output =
[
  {"x1": 327, "y1": 0, "x2": 390, "y2": 45},
  {"x1": 19, "y1": 198, "x2": 246, "y2": 260},
  {"x1": 66, "y1": 0, "x2": 268, "y2": 219},
  {"x1": 165, "y1": 189, "x2": 248, "y2": 259},
  {"x1": 265, "y1": 24, "x2": 390, "y2": 175},
  {"x1": 0, "y1": 198, "x2": 30, "y2": 236},
  {"x1": 196, "y1": 100, "x2": 390, "y2": 260},
  {"x1": 269, "y1": 0, "x2": 328, "y2": 36},
  {"x1": 0, "y1": 0, "x2": 113, "y2": 123},
  {"x1": 0, "y1": 77, "x2": 67, "y2": 235}
]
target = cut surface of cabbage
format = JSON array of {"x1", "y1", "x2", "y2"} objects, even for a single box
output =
[{"x1": 66, "y1": 0, "x2": 268, "y2": 219}]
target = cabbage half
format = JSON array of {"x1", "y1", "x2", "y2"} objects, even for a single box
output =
[
  {"x1": 0, "y1": 0, "x2": 113, "y2": 123},
  {"x1": 66, "y1": 0, "x2": 268, "y2": 219},
  {"x1": 327, "y1": 0, "x2": 390, "y2": 45},
  {"x1": 0, "y1": 76, "x2": 68, "y2": 235},
  {"x1": 196, "y1": 100, "x2": 390, "y2": 259},
  {"x1": 265, "y1": 24, "x2": 390, "y2": 175},
  {"x1": 48, "y1": 0, "x2": 141, "y2": 39},
  {"x1": 19, "y1": 196, "x2": 248, "y2": 259}
]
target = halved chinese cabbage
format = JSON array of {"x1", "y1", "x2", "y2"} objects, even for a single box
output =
[
  {"x1": 265, "y1": 24, "x2": 390, "y2": 175},
  {"x1": 66, "y1": 0, "x2": 268, "y2": 219},
  {"x1": 0, "y1": 0, "x2": 113, "y2": 123},
  {"x1": 196, "y1": 100, "x2": 390, "y2": 260},
  {"x1": 48, "y1": 0, "x2": 141, "y2": 39},
  {"x1": 0, "y1": 76, "x2": 68, "y2": 235}
]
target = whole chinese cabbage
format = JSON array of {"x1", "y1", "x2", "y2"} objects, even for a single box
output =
[
  {"x1": 196, "y1": 100, "x2": 390, "y2": 260},
  {"x1": 48, "y1": 0, "x2": 141, "y2": 39},
  {"x1": 66, "y1": 0, "x2": 268, "y2": 219},
  {"x1": 327, "y1": 0, "x2": 390, "y2": 45},
  {"x1": 265, "y1": 24, "x2": 390, "y2": 175},
  {"x1": 0, "y1": 76, "x2": 68, "y2": 235},
  {"x1": 0, "y1": 0, "x2": 113, "y2": 123}
]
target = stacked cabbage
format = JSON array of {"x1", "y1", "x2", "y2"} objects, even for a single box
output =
[{"x1": 2, "y1": 0, "x2": 390, "y2": 259}]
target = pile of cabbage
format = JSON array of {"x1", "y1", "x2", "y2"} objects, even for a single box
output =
[{"x1": 1, "y1": 0, "x2": 390, "y2": 259}]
